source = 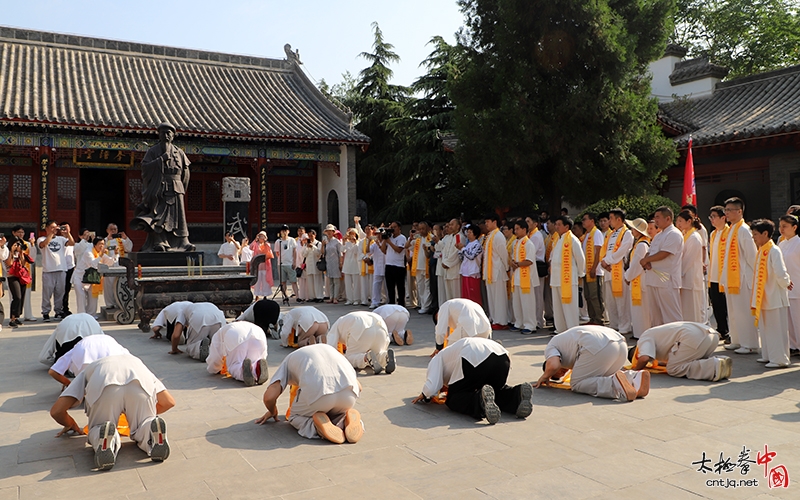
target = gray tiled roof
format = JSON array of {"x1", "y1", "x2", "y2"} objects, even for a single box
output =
[
  {"x1": 669, "y1": 57, "x2": 729, "y2": 85},
  {"x1": 0, "y1": 26, "x2": 369, "y2": 144},
  {"x1": 659, "y1": 64, "x2": 800, "y2": 148}
]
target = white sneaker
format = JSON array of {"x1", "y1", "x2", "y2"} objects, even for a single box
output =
[
  {"x1": 724, "y1": 343, "x2": 741, "y2": 350},
  {"x1": 713, "y1": 357, "x2": 733, "y2": 381},
  {"x1": 94, "y1": 421, "x2": 118, "y2": 471},
  {"x1": 734, "y1": 347, "x2": 758, "y2": 354},
  {"x1": 765, "y1": 362, "x2": 790, "y2": 368},
  {"x1": 149, "y1": 417, "x2": 170, "y2": 462}
]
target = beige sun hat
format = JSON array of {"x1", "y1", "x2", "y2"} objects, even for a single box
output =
[
  {"x1": 626, "y1": 218, "x2": 648, "y2": 235},
  {"x1": 324, "y1": 224, "x2": 337, "y2": 232}
]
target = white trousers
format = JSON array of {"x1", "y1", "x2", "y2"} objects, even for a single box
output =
[
  {"x1": 103, "y1": 277, "x2": 119, "y2": 309},
  {"x1": 512, "y1": 286, "x2": 537, "y2": 331},
  {"x1": 485, "y1": 281, "x2": 509, "y2": 325},
  {"x1": 73, "y1": 280, "x2": 99, "y2": 316},
  {"x1": 647, "y1": 286, "x2": 682, "y2": 327},
  {"x1": 297, "y1": 275, "x2": 307, "y2": 301},
  {"x1": 415, "y1": 271, "x2": 431, "y2": 311},
  {"x1": 382, "y1": 311, "x2": 409, "y2": 337},
  {"x1": 24, "y1": 286, "x2": 33, "y2": 319},
  {"x1": 437, "y1": 275, "x2": 446, "y2": 306},
  {"x1": 344, "y1": 274, "x2": 360, "y2": 304},
  {"x1": 552, "y1": 285, "x2": 579, "y2": 333},
  {"x1": 534, "y1": 284, "x2": 545, "y2": 329},
  {"x1": 407, "y1": 270, "x2": 418, "y2": 307},
  {"x1": 288, "y1": 389, "x2": 358, "y2": 439},
  {"x1": 787, "y1": 298, "x2": 800, "y2": 350},
  {"x1": 371, "y1": 275, "x2": 385, "y2": 307},
  {"x1": 570, "y1": 339, "x2": 635, "y2": 400},
  {"x1": 666, "y1": 330, "x2": 719, "y2": 380},
  {"x1": 726, "y1": 287, "x2": 759, "y2": 348},
  {"x1": 629, "y1": 287, "x2": 651, "y2": 339},
  {"x1": 603, "y1": 279, "x2": 631, "y2": 333},
  {"x1": 758, "y1": 307, "x2": 790, "y2": 365},
  {"x1": 306, "y1": 273, "x2": 324, "y2": 300},
  {"x1": 359, "y1": 274, "x2": 371, "y2": 305},
  {"x1": 444, "y1": 278, "x2": 461, "y2": 304},
  {"x1": 185, "y1": 323, "x2": 222, "y2": 360},
  {"x1": 344, "y1": 328, "x2": 390, "y2": 370},
  {"x1": 680, "y1": 288, "x2": 705, "y2": 323},
  {"x1": 86, "y1": 381, "x2": 158, "y2": 455}
]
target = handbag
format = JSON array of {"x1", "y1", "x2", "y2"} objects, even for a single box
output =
[
  {"x1": 9, "y1": 261, "x2": 32, "y2": 286},
  {"x1": 535, "y1": 260, "x2": 548, "y2": 278},
  {"x1": 316, "y1": 256, "x2": 327, "y2": 272},
  {"x1": 82, "y1": 267, "x2": 102, "y2": 285}
]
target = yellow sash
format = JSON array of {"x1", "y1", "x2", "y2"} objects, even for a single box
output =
[
  {"x1": 505, "y1": 235, "x2": 517, "y2": 298},
  {"x1": 561, "y1": 233, "x2": 573, "y2": 303},
  {"x1": 411, "y1": 235, "x2": 431, "y2": 279},
  {"x1": 91, "y1": 248, "x2": 103, "y2": 297},
  {"x1": 779, "y1": 235, "x2": 786, "y2": 243},
  {"x1": 545, "y1": 232, "x2": 557, "y2": 262},
  {"x1": 727, "y1": 220, "x2": 744, "y2": 294},
  {"x1": 610, "y1": 226, "x2": 628, "y2": 297},
  {"x1": 715, "y1": 225, "x2": 730, "y2": 292},
  {"x1": 116, "y1": 237, "x2": 126, "y2": 258},
  {"x1": 683, "y1": 227, "x2": 696, "y2": 242},
  {"x1": 751, "y1": 240, "x2": 773, "y2": 326},
  {"x1": 514, "y1": 236, "x2": 531, "y2": 294},
  {"x1": 585, "y1": 227, "x2": 598, "y2": 283},
  {"x1": 630, "y1": 236, "x2": 650, "y2": 306},
  {"x1": 484, "y1": 229, "x2": 499, "y2": 284},
  {"x1": 598, "y1": 228, "x2": 612, "y2": 261},
  {"x1": 360, "y1": 239, "x2": 373, "y2": 275},
  {"x1": 506, "y1": 235, "x2": 516, "y2": 254}
]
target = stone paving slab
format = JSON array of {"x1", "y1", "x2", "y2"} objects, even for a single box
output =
[{"x1": 1, "y1": 287, "x2": 799, "y2": 499}]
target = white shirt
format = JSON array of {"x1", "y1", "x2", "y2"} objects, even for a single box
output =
[
  {"x1": 37, "y1": 235, "x2": 69, "y2": 272},
  {"x1": 601, "y1": 227, "x2": 634, "y2": 268},
  {"x1": 38, "y1": 313, "x2": 104, "y2": 365},
  {"x1": 62, "y1": 354, "x2": 166, "y2": 407},
  {"x1": 373, "y1": 304, "x2": 409, "y2": 322},
  {"x1": 73, "y1": 239, "x2": 93, "y2": 264},
  {"x1": 681, "y1": 231, "x2": 704, "y2": 290},
  {"x1": 327, "y1": 311, "x2": 388, "y2": 346},
  {"x1": 218, "y1": 241, "x2": 240, "y2": 266},
  {"x1": 645, "y1": 224, "x2": 683, "y2": 289},
  {"x1": 435, "y1": 298, "x2": 492, "y2": 346},
  {"x1": 751, "y1": 244, "x2": 791, "y2": 310},
  {"x1": 302, "y1": 240, "x2": 323, "y2": 275},
  {"x1": 240, "y1": 245, "x2": 254, "y2": 263},
  {"x1": 274, "y1": 237, "x2": 297, "y2": 267},
  {"x1": 422, "y1": 337, "x2": 508, "y2": 397},
  {"x1": 544, "y1": 325, "x2": 625, "y2": 369},
  {"x1": 369, "y1": 241, "x2": 386, "y2": 276},
  {"x1": 73, "y1": 247, "x2": 115, "y2": 283},
  {"x1": 64, "y1": 244, "x2": 75, "y2": 269},
  {"x1": 152, "y1": 301, "x2": 193, "y2": 331},
  {"x1": 50, "y1": 334, "x2": 130, "y2": 376},
  {"x1": 511, "y1": 237, "x2": 540, "y2": 289},
  {"x1": 268, "y1": 344, "x2": 360, "y2": 406},
  {"x1": 206, "y1": 322, "x2": 267, "y2": 375},
  {"x1": 481, "y1": 229, "x2": 509, "y2": 283},
  {"x1": 279, "y1": 307, "x2": 329, "y2": 347},
  {"x1": 779, "y1": 235, "x2": 800, "y2": 299},
  {"x1": 342, "y1": 240, "x2": 361, "y2": 275},
  {"x1": 624, "y1": 239, "x2": 650, "y2": 284},
  {"x1": 439, "y1": 234, "x2": 461, "y2": 280},
  {"x1": 183, "y1": 303, "x2": 226, "y2": 335},
  {"x1": 385, "y1": 234, "x2": 407, "y2": 268},
  {"x1": 637, "y1": 322, "x2": 715, "y2": 361},
  {"x1": 550, "y1": 232, "x2": 586, "y2": 287},
  {"x1": 582, "y1": 227, "x2": 606, "y2": 277},
  {"x1": 720, "y1": 220, "x2": 757, "y2": 290},
  {"x1": 708, "y1": 227, "x2": 726, "y2": 284},
  {"x1": 529, "y1": 229, "x2": 546, "y2": 262}
]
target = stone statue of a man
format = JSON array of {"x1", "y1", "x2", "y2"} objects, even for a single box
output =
[{"x1": 131, "y1": 122, "x2": 196, "y2": 252}]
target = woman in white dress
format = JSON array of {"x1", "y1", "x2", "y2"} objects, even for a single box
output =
[
  {"x1": 676, "y1": 210, "x2": 705, "y2": 322},
  {"x1": 301, "y1": 230, "x2": 324, "y2": 302},
  {"x1": 778, "y1": 214, "x2": 800, "y2": 355},
  {"x1": 73, "y1": 238, "x2": 116, "y2": 316},
  {"x1": 342, "y1": 229, "x2": 361, "y2": 305}
]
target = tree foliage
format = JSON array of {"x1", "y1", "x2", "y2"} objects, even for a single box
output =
[
  {"x1": 451, "y1": 0, "x2": 678, "y2": 213},
  {"x1": 580, "y1": 194, "x2": 681, "y2": 220},
  {"x1": 672, "y1": 0, "x2": 800, "y2": 78}
]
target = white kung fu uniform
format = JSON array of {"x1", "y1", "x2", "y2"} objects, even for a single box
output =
[
  {"x1": 549, "y1": 233, "x2": 586, "y2": 333},
  {"x1": 342, "y1": 240, "x2": 362, "y2": 305},
  {"x1": 600, "y1": 227, "x2": 633, "y2": 333},
  {"x1": 779, "y1": 235, "x2": 800, "y2": 350},
  {"x1": 61, "y1": 354, "x2": 168, "y2": 457},
  {"x1": 152, "y1": 301, "x2": 193, "y2": 340},
  {"x1": 410, "y1": 234, "x2": 433, "y2": 312},
  {"x1": 510, "y1": 236, "x2": 540, "y2": 331},
  {"x1": 637, "y1": 322, "x2": 723, "y2": 380},
  {"x1": 439, "y1": 233, "x2": 463, "y2": 303},
  {"x1": 302, "y1": 241, "x2": 324, "y2": 300},
  {"x1": 545, "y1": 325, "x2": 644, "y2": 399},
  {"x1": 369, "y1": 241, "x2": 387, "y2": 307},
  {"x1": 178, "y1": 303, "x2": 226, "y2": 360},
  {"x1": 102, "y1": 236, "x2": 132, "y2": 309},
  {"x1": 39, "y1": 313, "x2": 104, "y2": 366},
  {"x1": 624, "y1": 238, "x2": 651, "y2": 338},
  {"x1": 355, "y1": 224, "x2": 372, "y2": 306},
  {"x1": 327, "y1": 311, "x2": 391, "y2": 370},
  {"x1": 482, "y1": 229, "x2": 510, "y2": 325},
  {"x1": 435, "y1": 298, "x2": 492, "y2": 348},
  {"x1": 72, "y1": 249, "x2": 116, "y2": 315},
  {"x1": 529, "y1": 229, "x2": 547, "y2": 329},
  {"x1": 295, "y1": 234, "x2": 308, "y2": 300},
  {"x1": 752, "y1": 244, "x2": 791, "y2": 366},
  {"x1": 680, "y1": 230, "x2": 706, "y2": 323},
  {"x1": 720, "y1": 220, "x2": 758, "y2": 349},
  {"x1": 50, "y1": 334, "x2": 130, "y2": 378},
  {"x1": 279, "y1": 306, "x2": 330, "y2": 347},
  {"x1": 269, "y1": 344, "x2": 361, "y2": 439},
  {"x1": 646, "y1": 224, "x2": 683, "y2": 327},
  {"x1": 374, "y1": 304, "x2": 410, "y2": 338},
  {"x1": 206, "y1": 322, "x2": 268, "y2": 382}
]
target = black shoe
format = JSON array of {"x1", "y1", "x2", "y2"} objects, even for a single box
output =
[
  {"x1": 9, "y1": 321, "x2": 18, "y2": 329},
  {"x1": 480, "y1": 385, "x2": 501, "y2": 424},
  {"x1": 12, "y1": 318, "x2": 22, "y2": 326},
  {"x1": 43, "y1": 314, "x2": 51, "y2": 322},
  {"x1": 791, "y1": 349, "x2": 800, "y2": 357},
  {"x1": 515, "y1": 384, "x2": 533, "y2": 419}
]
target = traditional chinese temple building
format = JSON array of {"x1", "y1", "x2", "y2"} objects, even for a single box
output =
[{"x1": 0, "y1": 26, "x2": 369, "y2": 246}]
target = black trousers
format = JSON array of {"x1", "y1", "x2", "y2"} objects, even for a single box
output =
[
  {"x1": 446, "y1": 353, "x2": 523, "y2": 419},
  {"x1": 253, "y1": 299, "x2": 281, "y2": 332},
  {"x1": 385, "y1": 265, "x2": 406, "y2": 307},
  {"x1": 62, "y1": 267, "x2": 74, "y2": 313},
  {"x1": 708, "y1": 283, "x2": 729, "y2": 335},
  {"x1": 429, "y1": 257, "x2": 439, "y2": 313},
  {"x1": 6, "y1": 276, "x2": 26, "y2": 318}
]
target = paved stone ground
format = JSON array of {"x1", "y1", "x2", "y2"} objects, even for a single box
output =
[{"x1": 1, "y1": 286, "x2": 799, "y2": 499}]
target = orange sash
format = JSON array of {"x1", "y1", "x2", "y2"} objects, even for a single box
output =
[
  {"x1": 411, "y1": 235, "x2": 430, "y2": 279},
  {"x1": 751, "y1": 240, "x2": 773, "y2": 326},
  {"x1": 514, "y1": 236, "x2": 532, "y2": 294},
  {"x1": 630, "y1": 237, "x2": 650, "y2": 306},
  {"x1": 585, "y1": 227, "x2": 599, "y2": 282},
  {"x1": 91, "y1": 248, "x2": 103, "y2": 297},
  {"x1": 285, "y1": 384, "x2": 299, "y2": 419},
  {"x1": 609, "y1": 226, "x2": 628, "y2": 297},
  {"x1": 727, "y1": 220, "x2": 744, "y2": 294},
  {"x1": 561, "y1": 233, "x2": 573, "y2": 304},
  {"x1": 484, "y1": 229, "x2": 499, "y2": 284}
]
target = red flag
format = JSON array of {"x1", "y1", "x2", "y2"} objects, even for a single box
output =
[{"x1": 682, "y1": 137, "x2": 696, "y2": 206}]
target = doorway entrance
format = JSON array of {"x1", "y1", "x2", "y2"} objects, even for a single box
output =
[{"x1": 80, "y1": 168, "x2": 127, "y2": 234}]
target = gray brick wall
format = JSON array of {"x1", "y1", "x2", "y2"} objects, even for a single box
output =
[{"x1": 769, "y1": 152, "x2": 800, "y2": 221}]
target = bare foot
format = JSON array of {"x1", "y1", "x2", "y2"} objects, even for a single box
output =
[
  {"x1": 169, "y1": 349, "x2": 183, "y2": 355},
  {"x1": 150, "y1": 333, "x2": 162, "y2": 340}
]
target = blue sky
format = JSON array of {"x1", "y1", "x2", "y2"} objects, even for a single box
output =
[{"x1": 1, "y1": 0, "x2": 466, "y2": 88}]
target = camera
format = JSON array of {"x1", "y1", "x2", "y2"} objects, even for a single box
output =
[
  {"x1": 111, "y1": 233, "x2": 122, "y2": 239},
  {"x1": 378, "y1": 228, "x2": 391, "y2": 240},
  {"x1": 59, "y1": 225, "x2": 67, "y2": 231}
]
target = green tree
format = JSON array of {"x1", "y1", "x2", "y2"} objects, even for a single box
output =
[
  {"x1": 580, "y1": 194, "x2": 681, "y2": 220},
  {"x1": 451, "y1": 0, "x2": 678, "y2": 213},
  {"x1": 673, "y1": 0, "x2": 800, "y2": 78},
  {"x1": 348, "y1": 22, "x2": 409, "y2": 219}
]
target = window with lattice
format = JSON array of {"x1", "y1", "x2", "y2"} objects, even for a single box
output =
[
  {"x1": 57, "y1": 176, "x2": 77, "y2": 210},
  {"x1": 187, "y1": 180, "x2": 203, "y2": 211},
  {"x1": 0, "y1": 174, "x2": 9, "y2": 209},
  {"x1": 12, "y1": 174, "x2": 32, "y2": 210},
  {"x1": 128, "y1": 178, "x2": 142, "y2": 207}
]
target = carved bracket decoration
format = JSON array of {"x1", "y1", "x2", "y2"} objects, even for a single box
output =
[{"x1": 318, "y1": 161, "x2": 340, "y2": 176}]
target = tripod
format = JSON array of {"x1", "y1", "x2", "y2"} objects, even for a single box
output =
[{"x1": 272, "y1": 236, "x2": 290, "y2": 305}]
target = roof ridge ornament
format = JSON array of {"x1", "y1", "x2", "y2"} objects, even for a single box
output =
[{"x1": 284, "y1": 44, "x2": 301, "y2": 65}]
